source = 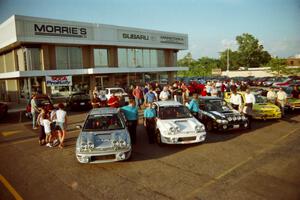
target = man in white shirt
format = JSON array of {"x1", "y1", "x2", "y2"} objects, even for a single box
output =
[
  {"x1": 230, "y1": 90, "x2": 242, "y2": 111},
  {"x1": 267, "y1": 88, "x2": 277, "y2": 104},
  {"x1": 159, "y1": 86, "x2": 170, "y2": 101},
  {"x1": 243, "y1": 89, "x2": 255, "y2": 128},
  {"x1": 55, "y1": 103, "x2": 67, "y2": 148},
  {"x1": 276, "y1": 87, "x2": 287, "y2": 116}
]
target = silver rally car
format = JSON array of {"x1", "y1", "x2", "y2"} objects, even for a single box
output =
[
  {"x1": 75, "y1": 108, "x2": 132, "y2": 163},
  {"x1": 153, "y1": 101, "x2": 206, "y2": 145}
]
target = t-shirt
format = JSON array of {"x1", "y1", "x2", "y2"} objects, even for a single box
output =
[
  {"x1": 144, "y1": 108, "x2": 156, "y2": 118},
  {"x1": 56, "y1": 109, "x2": 66, "y2": 123},
  {"x1": 121, "y1": 105, "x2": 138, "y2": 121},
  {"x1": 31, "y1": 98, "x2": 38, "y2": 113},
  {"x1": 230, "y1": 94, "x2": 242, "y2": 106},
  {"x1": 91, "y1": 97, "x2": 101, "y2": 108},
  {"x1": 188, "y1": 99, "x2": 200, "y2": 113},
  {"x1": 145, "y1": 92, "x2": 156, "y2": 103},
  {"x1": 107, "y1": 96, "x2": 120, "y2": 108},
  {"x1": 43, "y1": 119, "x2": 51, "y2": 133}
]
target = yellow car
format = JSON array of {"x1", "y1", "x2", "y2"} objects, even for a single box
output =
[{"x1": 224, "y1": 92, "x2": 282, "y2": 120}]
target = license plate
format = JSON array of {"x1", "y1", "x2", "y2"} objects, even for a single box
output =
[
  {"x1": 80, "y1": 102, "x2": 85, "y2": 105},
  {"x1": 125, "y1": 97, "x2": 129, "y2": 102},
  {"x1": 233, "y1": 124, "x2": 239, "y2": 129}
]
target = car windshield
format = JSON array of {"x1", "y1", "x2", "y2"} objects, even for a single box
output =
[
  {"x1": 35, "y1": 98, "x2": 51, "y2": 107},
  {"x1": 159, "y1": 106, "x2": 192, "y2": 119},
  {"x1": 205, "y1": 100, "x2": 231, "y2": 112},
  {"x1": 72, "y1": 94, "x2": 90, "y2": 100},
  {"x1": 83, "y1": 114, "x2": 124, "y2": 132},
  {"x1": 255, "y1": 94, "x2": 267, "y2": 104},
  {"x1": 111, "y1": 89, "x2": 124, "y2": 94}
]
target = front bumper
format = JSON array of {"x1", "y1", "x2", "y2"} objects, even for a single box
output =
[
  {"x1": 253, "y1": 112, "x2": 282, "y2": 119},
  {"x1": 215, "y1": 121, "x2": 249, "y2": 131},
  {"x1": 160, "y1": 132, "x2": 206, "y2": 144},
  {"x1": 76, "y1": 148, "x2": 131, "y2": 164}
]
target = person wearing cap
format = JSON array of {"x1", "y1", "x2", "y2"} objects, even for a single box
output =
[
  {"x1": 276, "y1": 87, "x2": 287, "y2": 116},
  {"x1": 143, "y1": 103, "x2": 157, "y2": 144}
]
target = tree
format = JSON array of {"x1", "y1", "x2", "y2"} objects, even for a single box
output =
[
  {"x1": 267, "y1": 57, "x2": 288, "y2": 76},
  {"x1": 219, "y1": 50, "x2": 241, "y2": 70},
  {"x1": 235, "y1": 33, "x2": 271, "y2": 68}
]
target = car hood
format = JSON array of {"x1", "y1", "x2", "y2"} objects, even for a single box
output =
[
  {"x1": 78, "y1": 130, "x2": 130, "y2": 150},
  {"x1": 254, "y1": 103, "x2": 280, "y2": 111},
  {"x1": 157, "y1": 118, "x2": 203, "y2": 132},
  {"x1": 205, "y1": 110, "x2": 242, "y2": 119}
]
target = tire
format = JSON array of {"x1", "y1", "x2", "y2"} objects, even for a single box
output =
[
  {"x1": 206, "y1": 120, "x2": 213, "y2": 132},
  {"x1": 155, "y1": 129, "x2": 164, "y2": 147}
]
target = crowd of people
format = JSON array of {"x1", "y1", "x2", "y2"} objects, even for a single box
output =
[
  {"x1": 31, "y1": 95, "x2": 67, "y2": 149},
  {"x1": 31, "y1": 79, "x2": 299, "y2": 147}
]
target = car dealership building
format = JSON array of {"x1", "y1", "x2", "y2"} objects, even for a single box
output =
[{"x1": 0, "y1": 15, "x2": 188, "y2": 103}]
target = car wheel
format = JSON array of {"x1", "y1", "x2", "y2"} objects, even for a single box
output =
[
  {"x1": 206, "y1": 120, "x2": 213, "y2": 132},
  {"x1": 155, "y1": 129, "x2": 164, "y2": 147}
]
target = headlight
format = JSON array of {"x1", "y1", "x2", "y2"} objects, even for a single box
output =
[
  {"x1": 175, "y1": 126, "x2": 180, "y2": 132},
  {"x1": 232, "y1": 116, "x2": 237, "y2": 121},
  {"x1": 195, "y1": 125, "x2": 205, "y2": 132},
  {"x1": 228, "y1": 117, "x2": 232, "y2": 121},
  {"x1": 88, "y1": 143, "x2": 94, "y2": 149},
  {"x1": 237, "y1": 116, "x2": 241, "y2": 120},
  {"x1": 169, "y1": 127, "x2": 176, "y2": 135},
  {"x1": 216, "y1": 119, "x2": 222, "y2": 123},
  {"x1": 222, "y1": 120, "x2": 228, "y2": 124},
  {"x1": 80, "y1": 144, "x2": 88, "y2": 151},
  {"x1": 242, "y1": 116, "x2": 246, "y2": 120},
  {"x1": 119, "y1": 140, "x2": 127, "y2": 148}
]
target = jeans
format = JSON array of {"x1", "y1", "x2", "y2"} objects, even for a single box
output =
[
  {"x1": 135, "y1": 97, "x2": 142, "y2": 107},
  {"x1": 32, "y1": 112, "x2": 37, "y2": 128}
]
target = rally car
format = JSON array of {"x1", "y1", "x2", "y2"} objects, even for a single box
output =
[
  {"x1": 224, "y1": 92, "x2": 281, "y2": 120},
  {"x1": 153, "y1": 101, "x2": 206, "y2": 145},
  {"x1": 75, "y1": 107, "x2": 132, "y2": 164},
  {"x1": 198, "y1": 96, "x2": 249, "y2": 131}
]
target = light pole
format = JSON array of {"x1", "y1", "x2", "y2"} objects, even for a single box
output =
[{"x1": 226, "y1": 48, "x2": 230, "y2": 76}]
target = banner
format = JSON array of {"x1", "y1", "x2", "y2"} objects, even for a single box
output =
[{"x1": 46, "y1": 76, "x2": 72, "y2": 86}]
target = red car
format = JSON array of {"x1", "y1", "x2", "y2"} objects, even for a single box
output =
[{"x1": 25, "y1": 95, "x2": 53, "y2": 119}]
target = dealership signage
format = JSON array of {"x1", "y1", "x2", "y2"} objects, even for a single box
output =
[
  {"x1": 46, "y1": 76, "x2": 72, "y2": 86},
  {"x1": 34, "y1": 24, "x2": 87, "y2": 38},
  {"x1": 159, "y1": 35, "x2": 185, "y2": 44}
]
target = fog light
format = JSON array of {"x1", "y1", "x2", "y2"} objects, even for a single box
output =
[
  {"x1": 223, "y1": 125, "x2": 227, "y2": 129},
  {"x1": 119, "y1": 152, "x2": 126, "y2": 160},
  {"x1": 244, "y1": 123, "x2": 248, "y2": 128}
]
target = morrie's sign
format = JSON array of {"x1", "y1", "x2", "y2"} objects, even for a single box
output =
[
  {"x1": 34, "y1": 24, "x2": 87, "y2": 38},
  {"x1": 46, "y1": 76, "x2": 72, "y2": 86}
]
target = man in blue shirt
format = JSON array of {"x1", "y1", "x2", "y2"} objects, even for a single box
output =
[
  {"x1": 188, "y1": 93, "x2": 200, "y2": 119},
  {"x1": 145, "y1": 87, "x2": 157, "y2": 104},
  {"x1": 143, "y1": 103, "x2": 157, "y2": 144},
  {"x1": 121, "y1": 99, "x2": 138, "y2": 144}
]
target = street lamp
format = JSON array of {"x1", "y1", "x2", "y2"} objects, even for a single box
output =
[{"x1": 226, "y1": 48, "x2": 230, "y2": 76}]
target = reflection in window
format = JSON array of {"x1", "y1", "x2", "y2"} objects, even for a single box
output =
[
  {"x1": 94, "y1": 49, "x2": 108, "y2": 67},
  {"x1": 117, "y1": 48, "x2": 165, "y2": 68},
  {"x1": 56, "y1": 47, "x2": 83, "y2": 69}
]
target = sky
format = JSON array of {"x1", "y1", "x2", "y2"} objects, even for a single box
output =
[{"x1": 0, "y1": 0, "x2": 299, "y2": 59}]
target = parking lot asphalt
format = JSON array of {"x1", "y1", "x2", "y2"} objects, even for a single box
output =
[{"x1": 0, "y1": 110, "x2": 300, "y2": 200}]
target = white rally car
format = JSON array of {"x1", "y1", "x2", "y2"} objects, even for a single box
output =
[{"x1": 153, "y1": 101, "x2": 206, "y2": 145}]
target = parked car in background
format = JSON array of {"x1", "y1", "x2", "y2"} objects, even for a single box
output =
[
  {"x1": 105, "y1": 88, "x2": 130, "y2": 106},
  {"x1": 67, "y1": 92, "x2": 91, "y2": 110},
  {"x1": 153, "y1": 101, "x2": 206, "y2": 145},
  {"x1": 273, "y1": 77, "x2": 300, "y2": 87},
  {"x1": 25, "y1": 95, "x2": 53, "y2": 119},
  {"x1": 75, "y1": 107, "x2": 132, "y2": 164},
  {"x1": 224, "y1": 92, "x2": 282, "y2": 120},
  {"x1": 198, "y1": 96, "x2": 249, "y2": 131},
  {"x1": 0, "y1": 103, "x2": 8, "y2": 120}
]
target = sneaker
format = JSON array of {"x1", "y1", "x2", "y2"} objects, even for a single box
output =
[
  {"x1": 33, "y1": 127, "x2": 38, "y2": 130},
  {"x1": 46, "y1": 143, "x2": 52, "y2": 148}
]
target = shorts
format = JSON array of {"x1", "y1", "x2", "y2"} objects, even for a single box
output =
[{"x1": 55, "y1": 122, "x2": 66, "y2": 131}]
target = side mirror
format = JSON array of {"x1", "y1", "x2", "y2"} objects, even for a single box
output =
[{"x1": 76, "y1": 125, "x2": 82, "y2": 129}]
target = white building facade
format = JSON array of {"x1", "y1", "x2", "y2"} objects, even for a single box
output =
[{"x1": 0, "y1": 15, "x2": 188, "y2": 102}]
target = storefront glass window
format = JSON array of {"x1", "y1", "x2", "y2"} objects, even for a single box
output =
[
  {"x1": 136, "y1": 49, "x2": 143, "y2": 67},
  {"x1": 94, "y1": 49, "x2": 108, "y2": 67},
  {"x1": 0, "y1": 55, "x2": 4, "y2": 73},
  {"x1": 55, "y1": 46, "x2": 83, "y2": 69},
  {"x1": 128, "y1": 49, "x2": 135, "y2": 67},
  {"x1": 173, "y1": 51, "x2": 177, "y2": 66},
  {"x1": 150, "y1": 50, "x2": 158, "y2": 67},
  {"x1": 118, "y1": 48, "x2": 127, "y2": 68},
  {"x1": 157, "y1": 50, "x2": 165, "y2": 67},
  {"x1": 143, "y1": 49, "x2": 150, "y2": 67}
]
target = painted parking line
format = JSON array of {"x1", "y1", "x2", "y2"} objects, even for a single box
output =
[
  {"x1": 0, "y1": 174, "x2": 23, "y2": 200},
  {"x1": 1, "y1": 130, "x2": 22, "y2": 137},
  {"x1": 187, "y1": 127, "x2": 300, "y2": 199}
]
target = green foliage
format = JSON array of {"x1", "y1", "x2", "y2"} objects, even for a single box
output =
[
  {"x1": 267, "y1": 57, "x2": 300, "y2": 76},
  {"x1": 219, "y1": 50, "x2": 240, "y2": 71},
  {"x1": 177, "y1": 53, "x2": 221, "y2": 77}
]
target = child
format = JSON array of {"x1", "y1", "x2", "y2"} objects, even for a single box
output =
[{"x1": 43, "y1": 114, "x2": 52, "y2": 147}]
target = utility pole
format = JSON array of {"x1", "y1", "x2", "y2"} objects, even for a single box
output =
[{"x1": 226, "y1": 48, "x2": 230, "y2": 76}]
